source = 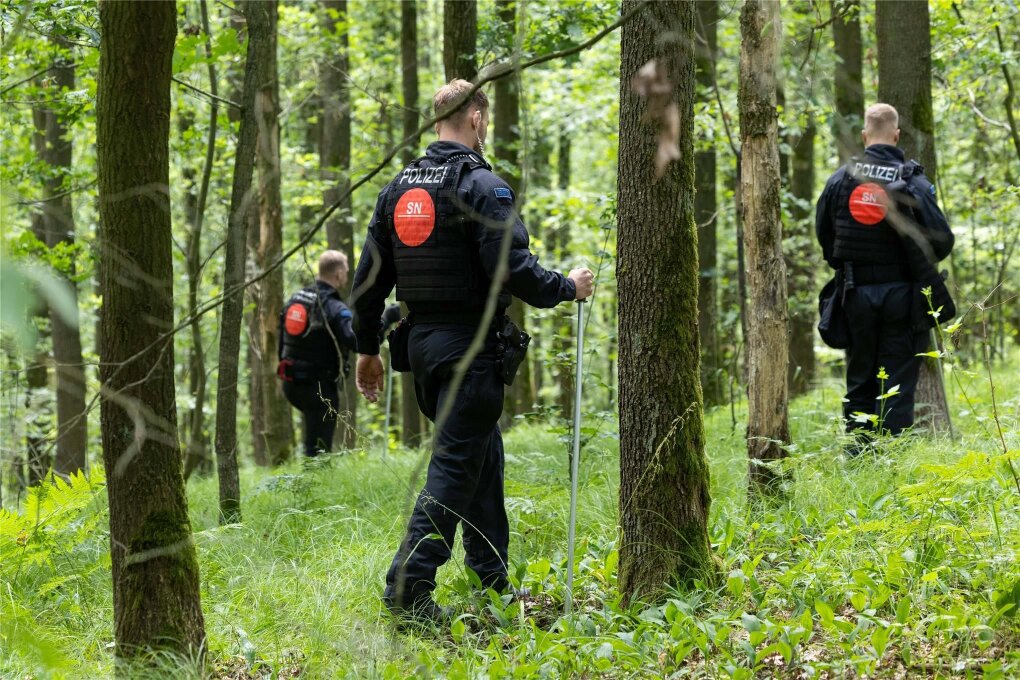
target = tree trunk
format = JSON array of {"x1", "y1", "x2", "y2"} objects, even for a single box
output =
[
  {"x1": 739, "y1": 0, "x2": 790, "y2": 495},
  {"x1": 555, "y1": 128, "x2": 573, "y2": 420},
  {"x1": 787, "y1": 115, "x2": 816, "y2": 395},
  {"x1": 96, "y1": 0, "x2": 206, "y2": 656},
  {"x1": 617, "y1": 0, "x2": 714, "y2": 602},
  {"x1": 695, "y1": 0, "x2": 723, "y2": 406},
  {"x1": 247, "y1": 0, "x2": 293, "y2": 464},
  {"x1": 25, "y1": 208, "x2": 52, "y2": 485},
  {"x1": 215, "y1": 0, "x2": 275, "y2": 522},
  {"x1": 832, "y1": 0, "x2": 864, "y2": 161},
  {"x1": 876, "y1": 0, "x2": 951, "y2": 435},
  {"x1": 320, "y1": 0, "x2": 358, "y2": 449},
  {"x1": 400, "y1": 0, "x2": 425, "y2": 446},
  {"x1": 183, "y1": 0, "x2": 218, "y2": 479},
  {"x1": 443, "y1": 0, "x2": 477, "y2": 81},
  {"x1": 37, "y1": 42, "x2": 88, "y2": 476}
]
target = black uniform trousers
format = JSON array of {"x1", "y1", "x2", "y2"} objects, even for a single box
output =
[
  {"x1": 282, "y1": 379, "x2": 339, "y2": 456},
  {"x1": 384, "y1": 324, "x2": 508, "y2": 607},
  {"x1": 843, "y1": 282, "x2": 929, "y2": 435}
]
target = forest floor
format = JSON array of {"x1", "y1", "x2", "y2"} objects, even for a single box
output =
[{"x1": 3, "y1": 351, "x2": 1020, "y2": 679}]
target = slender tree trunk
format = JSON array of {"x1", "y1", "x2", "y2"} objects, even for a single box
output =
[
  {"x1": 25, "y1": 207, "x2": 52, "y2": 485},
  {"x1": 36, "y1": 41, "x2": 88, "y2": 476},
  {"x1": 96, "y1": 0, "x2": 205, "y2": 656},
  {"x1": 787, "y1": 115, "x2": 816, "y2": 394},
  {"x1": 183, "y1": 0, "x2": 218, "y2": 480},
  {"x1": 443, "y1": 0, "x2": 477, "y2": 81},
  {"x1": 216, "y1": 0, "x2": 274, "y2": 522},
  {"x1": 832, "y1": 0, "x2": 864, "y2": 161},
  {"x1": 320, "y1": 0, "x2": 358, "y2": 449},
  {"x1": 555, "y1": 128, "x2": 573, "y2": 419},
  {"x1": 493, "y1": 0, "x2": 532, "y2": 424},
  {"x1": 740, "y1": 0, "x2": 790, "y2": 495},
  {"x1": 617, "y1": 0, "x2": 714, "y2": 602},
  {"x1": 695, "y1": 0, "x2": 722, "y2": 406},
  {"x1": 400, "y1": 0, "x2": 425, "y2": 446},
  {"x1": 247, "y1": 0, "x2": 293, "y2": 464},
  {"x1": 876, "y1": 0, "x2": 951, "y2": 435}
]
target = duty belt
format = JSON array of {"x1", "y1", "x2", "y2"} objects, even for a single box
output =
[{"x1": 844, "y1": 262, "x2": 912, "y2": 287}]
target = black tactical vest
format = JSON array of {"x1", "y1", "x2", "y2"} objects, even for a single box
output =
[
  {"x1": 279, "y1": 286, "x2": 346, "y2": 379},
  {"x1": 383, "y1": 153, "x2": 497, "y2": 322},
  {"x1": 832, "y1": 157, "x2": 911, "y2": 266}
]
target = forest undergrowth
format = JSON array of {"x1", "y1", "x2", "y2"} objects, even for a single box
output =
[{"x1": 3, "y1": 352, "x2": 1019, "y2": 679}]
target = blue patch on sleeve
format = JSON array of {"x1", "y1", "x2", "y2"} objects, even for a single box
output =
[
  {"x1": 929, "y1": 184, "x2": 937, "y2": 197},
  {"x1": 340, "y1": 308, "x2": 353, "y2": 319},
  {"x1": 494, "y1": 187, "x2": 513, "y2": 202}
]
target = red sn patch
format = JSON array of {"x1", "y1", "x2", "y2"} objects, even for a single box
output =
[
  {"x1": 849, "y1": 183, "x2": 889, "y2": 225},
  {"x1": 284, "y1": 303, "x2": 308, "y2": 336},
  {"x1": 394, "y1": 188, "x2": 435, "y2": 247}
]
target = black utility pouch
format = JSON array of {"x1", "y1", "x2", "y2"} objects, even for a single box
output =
[
  {"x1": 495, "y1": 315, "x2": 531, "y2": 386},
  {"x1": 387, "y1": 318, "x2": 413, "y2": 373}
]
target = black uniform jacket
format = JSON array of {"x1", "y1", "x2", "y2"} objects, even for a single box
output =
[
  {"x1": 815, "y1": 143, "x2": 954, "y2": 270},
  {"x1": 278, "y1": 280, "x2": 357, "y2": 378},
  {"x1": 350, "y1": 141, "x2": 576, "y2": 355}
]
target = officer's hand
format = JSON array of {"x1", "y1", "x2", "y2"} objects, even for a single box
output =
[
  {"x1": 568, "y1": 268, "x2": 594, "y2": 300},
  {"x1": 356, "y1": 354, "x2": 385, "y2": 403}
]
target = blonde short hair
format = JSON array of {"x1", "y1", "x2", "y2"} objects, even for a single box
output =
[
  {"x1": 433, "y1": 79, "x2": 489, "y2": 121},
  {"x1": 864, "y1": 103, "x2": 899, "y2": 138},
  {"x1": 318, "y1": 250, "x2": 348, "y2": 280}
]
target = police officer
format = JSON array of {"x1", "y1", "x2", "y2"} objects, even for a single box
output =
[
  {"x1": 351, "y1": 79, "x2": 594, "y2": 625},
  {"x1": 815, "y1": 103, "x2": 954, "y2": 453},
  {"x1": 277, "y1": 250, "x2": 357, "y2": 457}
]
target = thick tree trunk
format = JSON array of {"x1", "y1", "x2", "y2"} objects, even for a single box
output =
[
  {"x1": 320, "y1": 0, "x2": 358, "y2": 449},
  {"x1": 215, "y1": 0, "x2": 274, "y2": 522},
  {"x1": 695, "y1": 0, "x2": 723, "y2": 407},
  {"x1": 36, "y1": 43, "x2": 87, "y2": 476},
  {"x1": 183, "y1": 0, "x2": 218, "y2": 479},
  {"x1": 876, "y1": 0, "x2": 951, "y2": 435},
  {"x1": 787, "y1": 115, "x2": 817, "y2": 394},
  {"x1": 739, "y1": 0, "x2": 790, "y2": 495},
  {"x1": 247, "y1": 0, "x2": 293, "y2": 464},
  {"x1": 443, "y1": 0, "x2": 477, "y2": 81},
  {"x1": 400, "y1": 0, "x2": 425, "y2": 446},
  {"x1": 617, "y1": 0, "x2": 714, "y2": 602},
  {"x1": 832, "y1": 0, "x2": 864, "y2": 161},
  {"x1": 96, "y1": 0, "x2": 205, "y2": 656}
]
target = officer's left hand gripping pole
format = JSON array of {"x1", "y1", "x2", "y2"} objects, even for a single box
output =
[{"x1": 565, "y1": 300, "x2": 585, "y2": 616}]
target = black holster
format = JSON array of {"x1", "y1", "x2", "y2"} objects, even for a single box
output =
[
  {"x1": 495, "y1": 315, "x2": 531, "y2": 386},
  {"x1": 387, "y1": 317, "x2": 413, "y2": 373}
]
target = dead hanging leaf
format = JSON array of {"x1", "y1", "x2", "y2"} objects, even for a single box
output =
[{"x1": 631, "y1": 59, "x2": 681, "y2": 177}]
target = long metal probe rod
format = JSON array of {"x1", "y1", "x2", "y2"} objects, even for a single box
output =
[
  {"x1": 565, "y1": 300, "x2": 585, "y2": 616},
  {"x1": 383, "y1": 362, "x2": 394, "y2": 458}
]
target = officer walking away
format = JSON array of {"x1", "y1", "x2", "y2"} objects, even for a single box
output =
[
  {"x1": 815, "y1": 103, "x2": 955, "y2": 455},
  {"x1": 350, "y1": 79, "x2": 594, "y2": 626},
  {"x1": 277, "y1": 250, "x2": 358, "y2": 457}
]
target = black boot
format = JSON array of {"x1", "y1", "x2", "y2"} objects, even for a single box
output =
[{"x1": 384, "y1": 595, "x2": 451, "y2": 631}]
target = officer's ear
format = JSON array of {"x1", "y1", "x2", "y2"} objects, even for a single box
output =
[
  {"x1": 894, "y1": 128, "x2": 901, "y2": 144},
  {"x1": 472, "y1": 109, "x2": 481, "y2": 131}
]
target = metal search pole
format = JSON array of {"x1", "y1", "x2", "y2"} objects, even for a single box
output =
[
  {"x1": 565, "y1": 300, "x2": 586, "y2": 616},
  {"x1": 383, "y1": 361, "x2": 394, "y2": 458}
]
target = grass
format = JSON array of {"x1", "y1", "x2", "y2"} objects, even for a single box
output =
[{"x1": 2, "y1": 351, "x2": 1019, "y2": 678}]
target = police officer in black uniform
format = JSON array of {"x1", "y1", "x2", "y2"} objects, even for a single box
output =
[
  {"x1": 277, "y1": 250, "x2": 357, "y2": 457},
  {"x1": 350, "y1": 79, "x2": 594, "y2": 625},
  {"x1": 816, "y1": 103, "x2": 954, "y2": 451}
]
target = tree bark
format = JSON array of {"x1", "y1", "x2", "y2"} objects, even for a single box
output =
[
  {"x1": 320, "y1": 0, "x2": 358, "y2": 449},
  {"x1": 876, "y1": 0, "x2": 951, "y2": 435},
  {"x1": 555, "y1": 128, "x2": 573, "y2": 420},
  {"x1": 617, "y1": 0, "x2": 714, "y2": 602},
  {"x1": 215, "y1": 0, "x2": 274, "y2": 522},
  {"x1": 96, "y1": 0, "x2": 205, "y2": 657},
  {"x1": 36, "y1": 40, "x2": 88, "y2": 476},
  {"x1": 832, "y1": 0, "x2": 864, "y2": 161},
  {"x1": 247, "y1": 0, "x2": 293, "y2": 464},
  {"x1": 24, "y1": 208, "x2": 52, "y2": 485},
  {"x1": 787, "y1": 115, "x2": 816, "y2": 394},
  {"x1": 739, "y1": 0, "x2": 790, "y2": 495},
  {"x1": 443, "y1": 0, "x2": 477, "y2": 81},
  {"x1": 400, "y1": 0, "x2": 425, "y2": 445},
  {"x1": 695, "y1": 0, "x2": 723, "y2": 406}
]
